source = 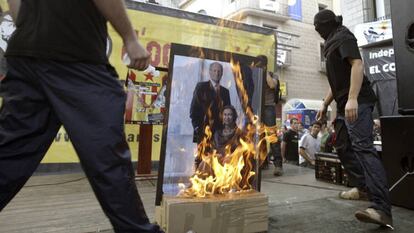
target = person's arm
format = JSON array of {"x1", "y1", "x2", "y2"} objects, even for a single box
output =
[
  {"x1": 345, "y1": 58, "x2": 364, "y2": 123},
  {"x1": 266, "y1": 72, "x2": 277, "y2": 89},
  {"x1": 299, "y1": 135, "x2": 315, "y2": 165},
  {"x1": 316, "y1": 88, "x2": 334, "y2": 121},
  {"x1": 7, "y1": 0, "x2": 20, "y2": 21},
  {"x1": 92, "y1": 0, "x2": 150, "y2": 71},
  {"x1": 299, "y1": 148, "x2": 315, "y2": 165}
]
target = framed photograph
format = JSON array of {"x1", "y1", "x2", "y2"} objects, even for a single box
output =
[{"x1": 156, "y1": 44, "x2": 266, "y2": 205}]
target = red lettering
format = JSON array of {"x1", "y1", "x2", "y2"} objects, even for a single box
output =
[
  {"x1": 147, "y1": 41, "x2": 161, "y2": 67},
  {"x1": 162, "y1": 43, "x2": 171, "y2": 67}
]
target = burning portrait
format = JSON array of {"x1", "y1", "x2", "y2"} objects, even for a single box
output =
[{"x1": 156, "y1": 44, "x2": 278, "y2": 203}]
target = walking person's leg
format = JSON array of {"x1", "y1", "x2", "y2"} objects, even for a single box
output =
[
  {"x1": 263, "y1": 105, "x2": 282, "y2": 175},
  {"x1": 0, "y1": 58, "x2": 61, "y2": 211},
  {"x1": 271, "y1": 142, "x2": 283, "y2": 168},
  {"x1": 346, "y1": 104, "x2": 392, "y2": 227},
  {"x1": 37, "y1": 61, "x2": 161, "y2": 233},
  {"x1": 334, "y1": 118, "x2": 367, "y2": 199}
]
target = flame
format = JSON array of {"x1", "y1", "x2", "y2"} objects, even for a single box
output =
[{"x1": 179, "y1": 58, "x2": 278, "y2": 198}]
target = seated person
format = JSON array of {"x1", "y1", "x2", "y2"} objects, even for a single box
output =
[
  {"x1": 299, "y1": 121, "x2": 322, "y2": 168},
  {"x1": 318, "y1": 120, "x2": 329, "y2": 152}
]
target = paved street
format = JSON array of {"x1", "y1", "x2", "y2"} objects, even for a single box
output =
[{"x1": 1, "y1": 164, "x2": 413, "y2": 233}]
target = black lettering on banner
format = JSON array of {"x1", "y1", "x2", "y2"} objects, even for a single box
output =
[
  {"x1": 55, "y1": 133, "x2": 61, "y2": 142},
  {"x1": 64, "y1": 133, "x2": 70, "y2": 142},
  {"x1": 54, "y1": 132, "x2": 70, "y2": 142},
  {"x1": 127, "y1": 134, "x2": 140, "y2": 142},
  {"x1": 153, "y1": 134, "x2": 160, "y2": 142}
]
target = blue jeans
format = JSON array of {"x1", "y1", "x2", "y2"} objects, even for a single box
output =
[
  {"x1": 335, "y1": 104, "x2": 391, "y2": 216},
  {"x1": 263, "y1": 105, "x2": 282, "y2": 167}
]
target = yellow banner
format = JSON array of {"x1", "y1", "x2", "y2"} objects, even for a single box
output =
[{"x1": 0, "y1": 1, "x2": 8, "y2": 11}]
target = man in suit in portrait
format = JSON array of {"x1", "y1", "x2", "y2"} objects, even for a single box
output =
[{"x1": 190, "y1": 62, "x2": 231, "y2": 148}]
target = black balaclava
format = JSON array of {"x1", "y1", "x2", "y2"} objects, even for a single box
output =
[{"x1": 314, "y1": 10, "x2": 339, "y2": 40}]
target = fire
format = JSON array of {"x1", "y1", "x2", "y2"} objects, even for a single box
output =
[{"x1": 178, "y1": 59, "x2": 278, "y2": 198}]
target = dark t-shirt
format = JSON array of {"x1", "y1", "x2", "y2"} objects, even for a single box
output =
[
  {"x1": 6, "y1": 0, "x2": 108, "y2": 64},
  {"x1": 283, "y1": 129, "x2": 299, "y2": 162},
  {"x1": 326, "y1": 39, "x2": 376, "y2": 115}
]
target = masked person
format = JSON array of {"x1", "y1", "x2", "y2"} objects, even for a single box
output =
[{"x1": 314, "y1": 10, "x2": 392, "y2": 228}]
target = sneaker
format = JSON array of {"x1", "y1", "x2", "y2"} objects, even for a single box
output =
[
  {"x1": 339, "y1": 187, "x2": 368, "y2": 200},
  {"x1": 273, "y1": 166, "x2": 283, "y2": 176},
  {"x1": 355, "y1": 208, "x2": 393, "y2": 229}
]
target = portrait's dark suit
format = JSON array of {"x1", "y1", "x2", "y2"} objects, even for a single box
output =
[{"x1": 190, "y1": 81, "x2": 231, "y2": 143}]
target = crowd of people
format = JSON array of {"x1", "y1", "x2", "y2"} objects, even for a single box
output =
[
  {"x1": 266, "y1": 118, "x2": 335, "y2": 172},
  {"x1": 265, "y1": 115, "x2": 382, "y2": 173}
]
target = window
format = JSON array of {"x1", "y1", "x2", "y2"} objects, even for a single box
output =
[
  {"x1": 374, "y1": 0, "x2": 391, "y2": 21},
  {"x1": 363, "y1": 0, "x2": 391, "y2": 22}
]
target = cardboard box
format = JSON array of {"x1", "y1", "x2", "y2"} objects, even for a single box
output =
[{"x1": 156, "y1": 191, "x2": 268, "y2": 233}]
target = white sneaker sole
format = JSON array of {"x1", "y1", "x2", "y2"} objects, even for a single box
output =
[{"x1": 355, "y1": 211, "x2": 394, "y2": 230}]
